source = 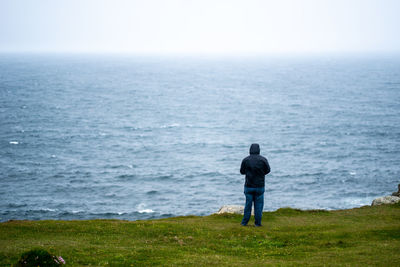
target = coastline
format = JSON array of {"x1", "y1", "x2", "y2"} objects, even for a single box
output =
[
  {"x1": 1, "y1": 203, "x2": 399, "y2": 266},
  {"x1": 4, "y1": 192, "x2": 398, "y2": 223}
]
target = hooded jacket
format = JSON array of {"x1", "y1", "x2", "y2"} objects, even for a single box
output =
[{"x1": 240, "y1": 144, "x2": 271, "y2": 188}]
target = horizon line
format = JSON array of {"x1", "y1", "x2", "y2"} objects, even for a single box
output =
[{"x1": 1, "y1": 50, "x2": 400, "y2": 58}]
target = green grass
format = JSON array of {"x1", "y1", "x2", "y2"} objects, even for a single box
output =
[{"x1": 1, "y1": 203, "x2": 399, "y2": 266}]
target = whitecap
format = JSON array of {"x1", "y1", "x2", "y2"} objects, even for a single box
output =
[
  {"x1": 349, "y1": 171, "x2": 356, "y2": 176},
  {"x1": 71, "y1": 210, "x2": 84, "y2": 214},
  {"x1": 138, "y1": 209, "x2": 154, "y2": 213},
  {"x1": 42, "y1": 208, "x2": 57, "y2": 212},
  {"x1": 160, "y1": 123, "x2": 180, "y2": 128},
  {"x1": 9, "y1": 141, "x2": 19, "y2": 145},
  {"x1": 137, "y1": 203, "x2": 154, "y2": 213}
]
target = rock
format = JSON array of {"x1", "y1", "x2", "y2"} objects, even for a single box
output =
[
  {"x1": 371, "y1": 196, "x2": 400, "y2": 206},
  {"x1": 216, "y1": 205, "x2": 253, "y2": 215},
  {"x1": 391, "y1": 183, "x2": 400, "y2": 197}
]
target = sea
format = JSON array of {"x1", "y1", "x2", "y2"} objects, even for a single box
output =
[{"x1": 1, "y1": 53, "x2": 399, "y2": 222}]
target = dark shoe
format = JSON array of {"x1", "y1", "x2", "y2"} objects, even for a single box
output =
[
  {"x1": 254, "y1": 224, "x2": 262, "y2": 227},
  {"x1": 241, "y1": 223, "x2": 247, "y2": 226}
]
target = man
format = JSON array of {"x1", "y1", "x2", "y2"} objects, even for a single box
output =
[{"x1": 240, "y1": 143, "x2": 271, "y2": 227}]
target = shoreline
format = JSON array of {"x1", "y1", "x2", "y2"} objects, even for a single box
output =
[
  {"x1": 2, "y1": 200, "x2": 399, "y2": 224},
  {"x1": 1, "y1": 203, "x2": 399, "y2": 266},
  {"x1": 2, "y1": 190, "x2": 399, "y2": 223}
]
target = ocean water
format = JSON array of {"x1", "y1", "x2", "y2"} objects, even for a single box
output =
[{"x1": 0, "y1": 54, "x2": 399, "y2": 222}]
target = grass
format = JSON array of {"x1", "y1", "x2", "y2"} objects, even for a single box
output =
[{"x1": 1, "y1": 203, "x2": 399, "y2": 266}]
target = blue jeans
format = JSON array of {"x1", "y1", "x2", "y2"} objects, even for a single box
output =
[{"x1": 241, "y1": 186, "x2": 265, "y2": 226}]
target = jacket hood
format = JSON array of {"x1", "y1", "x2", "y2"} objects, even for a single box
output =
[{"x1": 249, "y1": 143, "x2": 260, "y2": 155}]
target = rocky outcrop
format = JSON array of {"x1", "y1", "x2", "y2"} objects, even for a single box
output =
[
  {"x1": 391, "y1": 184, "x2": 400, "y2": 197},
  {"x1": 216, "y1": 205, "x2": 253, "y2": 215},
  {"x1": 371, "y1": 196, "x2": 400, "y2": 206},
  {"x1": 371, "y1": 184, "x2": 400, "y2": 206}
]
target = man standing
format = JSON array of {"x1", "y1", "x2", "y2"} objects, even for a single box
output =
[{"x1": 240, "y1": 143, "x2": 271, "y2": 226}]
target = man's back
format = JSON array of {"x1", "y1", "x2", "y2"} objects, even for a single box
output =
[
  {"x1": 240, "y1": 143, "x2": 271, "y2": 227},
  {"x1": 240, "y1": 144, "x2": 270, "y2": 188}
]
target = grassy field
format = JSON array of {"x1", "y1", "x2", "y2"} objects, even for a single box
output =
[{"x1": 1, "y1": 203, "x2": 399, "y2": 266}]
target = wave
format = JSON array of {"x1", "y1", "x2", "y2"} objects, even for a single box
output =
[
  {"x1": 123, "y1": 123, "x2": 183, "y2": 131},
  {"x1": 116, "y1": 174, "x2": 136, "y2": 180},
  {"x1": 6, "y1": 203, "x2": 28, "y2": 208},
  {"x1": 160, "y1": 123, "x2": 180, "y2": 129},
  {"x1": 156, "y1": 175, "x2": 174, "y2": 180},
  {"x1": 135, "y1": 203, "x2": 154, "y2": 214},
  {"x1": 104, "y1": 164, "x2": 135, "y2": 169},
  {"x1": 138, "y1": 209, "x2": 154, "y2": 213},
  {"x1": 0, "y1": 209, "x2": 168, "y2": 222}
]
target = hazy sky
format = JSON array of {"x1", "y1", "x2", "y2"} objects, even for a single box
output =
[{"x1": 1, "y1": 0, "x2": 399, "y2": 54}]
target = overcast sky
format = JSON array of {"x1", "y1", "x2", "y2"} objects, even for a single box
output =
[{"x1": 1, "y1": 0, "x2": 399, "y2": 54}]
